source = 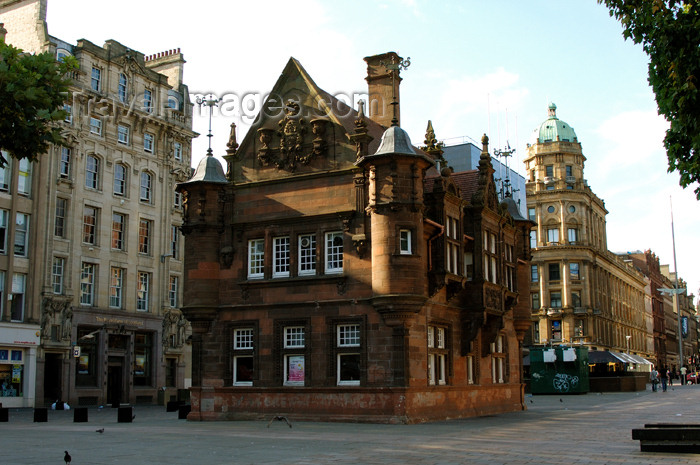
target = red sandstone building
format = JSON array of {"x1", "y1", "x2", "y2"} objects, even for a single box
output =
[{"x1": 177, "y1": 52, "x2": 533, "y2": 423}]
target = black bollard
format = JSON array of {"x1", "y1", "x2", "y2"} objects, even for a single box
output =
[
  {"x1": 34, "y1": 408, "x2": 48, "y2": 422},
  {"x1": 74, "y1": 407, "x2": 88, "y2": 422},
  {"x1": 117, "y1": 406, "x2": 133, "y2": 423}
]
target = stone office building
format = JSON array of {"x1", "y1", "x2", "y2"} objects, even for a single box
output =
[
  {"x1": 0, "y1": 0, "x2": 195, "y2": 407},
  {"x1": 523, "y1": 104, "x2": 650, "y2": 363},
  {"x1": 178, "y1": 52, "x2": 533, "y2": 423}
]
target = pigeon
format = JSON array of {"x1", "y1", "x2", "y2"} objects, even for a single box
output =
[
  {"x1": 96, "y1": 428, "x2": 104, "y2": 433},
  {"x1": 267, "y1": 415, "x2": 292, "y2": 428},
  {"x1": 64, "y1": 451, "x2": 71, "y2": 465}
]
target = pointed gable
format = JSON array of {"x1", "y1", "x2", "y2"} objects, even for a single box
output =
[{"x1": 229, "y1": 58, "x2": 386, "y2": 183}]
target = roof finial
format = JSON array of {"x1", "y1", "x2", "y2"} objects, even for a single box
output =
[
  {"x1": 196, "y1": 95, "x2": 221, "y2": 156},
  {"x1": 548, "y1": 102, "x2": 557, "y2": 118},
  {"x1": 379, "y1": 54, "x2": 411, "y2": 126},
  {"x1": 226, "y1": 122, "x2": 239, "y2": 155}
]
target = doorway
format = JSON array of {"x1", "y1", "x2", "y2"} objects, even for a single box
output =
[
  {"x1": 107, "y1": 365, "x2": 123, "y2": 407},
  {"x1": 44, "y1": 353, "x2": 63, "y2": 404}
]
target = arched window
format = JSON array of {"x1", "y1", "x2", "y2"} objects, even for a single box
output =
[{"x1": 140, "y1": 172, "x2": 153, "y2": 203}]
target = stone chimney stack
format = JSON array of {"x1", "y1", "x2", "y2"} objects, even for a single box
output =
[{"x1": 364, "y1": 52, "x2": 403, "y2": 128}]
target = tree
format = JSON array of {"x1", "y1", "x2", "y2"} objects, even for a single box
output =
[
  {"x1": 0, "y1": 37, "x2": 77, "y2": 167},
  {"x1": 600, "y1": 0, "x2": 700, "y2": 198}
]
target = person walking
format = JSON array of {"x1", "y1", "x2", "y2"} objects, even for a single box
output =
[
  {"x1": 659, "y1": 366, "x2": 668, "y2": 392},
  {"x1": 650, "y1": 367, "x2": 659, "y2": 392}
]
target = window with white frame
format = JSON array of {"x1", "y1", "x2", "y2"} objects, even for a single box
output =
[
  {"x1": 0, "y1": 209, "x2": 8, "y2": 253},
  {"x1": 483, "y1": 231, "x2": 497, "y2": 283},
  {"x1": 143, "y1": 89, "x2": 153, "y2": 113},
  {"x1": 283, "y1": 326, "x2": 306, "y2": 386},
  {"x1": 86, "y1": 155, "x2": 100, "y2": 190},
  {"x1": 233, "y1": 328, "x2": 254, "y2": 385},
  {"x1": 91, "y1": 66, "x2": 101, "y2": 92},
  {"x1": 298, "y1": 234, "x2": 316, "y2": 275},
  {"x1": 138, "y1": 219, "x2": 152, "y2": 255},
  {"x1": 109, "y1": 267, "x2": 124, "y2": 309},
  {"x1": 54, "y1": 198, "x2": 67, "y2": 238},
  {"x1": 428, "y1": 325, "x2": 448, "y2": 385},
  {"x1": 52, "y1": 257, "x2": 65, "y2": 294},
  {"x1": 567, "y1": 227, "x2": 579, "y2": 244},
  {"x1": 59, "y1": 147, "x2": 71, "y2": 179},
  {"x1": 82, "y1": 206, "x2": 98, "y2": 245},
  {"x1": 169, "y1": 276, "x2": 178, "y2": 308},
  {"x1": 550, "y1": 291, "x2": 562, "y2": 309},
  {"x1": 136, "y1": 271, "x2": 150, "y2": 311},
  {"x1": 63, "y1": 104, "x2": 72, "y2": 124},
  {"x1": 531, "y1": 264, "x2": 539, "y2": 282},
  {"x1": 248, "y1": 239, "x2": 264, "y2": 279},
  {"x1": 0, "y1": 152, "x2": 9, "y2": 191},
  {"x1": 111, "y1": 213, "x2": 126, "y2": 250},
  {"x1": 325, "y1": 231, "x2": 343, "y2": 274},
  {"x1": 18, "y1": 158, "x2": 31, "y2": 196},
  {"x1": 118, "y1": 73, "x2": 128, "y2": 103},
  {"x1": 446, "y1": 216, "x2": 459, "y2": 274},
  {"x1": 174, "y1": 142, "x2": 182, "y2": 161},
  {"x1": 80, "y1": 262, "x2": 96, "y2": 306},
  {"x1": 273, "y1": 236, "x2": 290, "y2": 278},
  {"x1": 114, "y1": 163, "x2": 127, "y2": 196},
  {"x1": 546, "y1": 227, "x2": 559, "y2": 244},
  {"x1": 491, "y1": 333, "x2": 506, "y2": 384},
  {"x1": 144, "y1": 132, "x2": 154, "y2": 153},
  {"x1": 463, "y1": 250, "x2": 474, "y2": 281},
  {"x1": 117, "y1": 125, "x2": 129, "y2": 145},
  {"x1": 174, "y1": 191, "x2": 182, "y2": 209},
  {"x1": 14, "y1": 213, "x2": 29, "y2": 257},
  {"x1": 10, "y1": 273, "x2": 26, "y2": 321},
  {"x1": 336, "y1": 323, "x2": 361, "y2": 386},
  {"x1": 89, "y1": 117, "x2": 102, "y2": 136},
  {"x1": 171, "y1": 225, "x2": 179, "y2": 260},
  {"x1": 140, "y1": 172, "x2": 152, "y2": 202},
  {"x1": 530, "y1": 229, "x2": 537, "y2": 249},
  {"x1": 399, "y1": 229, "x2": 412, "y2": 254}
]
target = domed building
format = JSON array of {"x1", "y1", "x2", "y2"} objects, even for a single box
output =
[{"x1": 523, "y1": 104, "x2": 653, "y2": 375}]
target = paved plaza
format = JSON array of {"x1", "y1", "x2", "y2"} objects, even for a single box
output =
[{"x1": 2, "y1": 384, "x2": 700, "y2": 465}]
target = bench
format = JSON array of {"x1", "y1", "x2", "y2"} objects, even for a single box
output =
[{"x1": 632, "y1": 423, "x2": 700, "y2": 453}]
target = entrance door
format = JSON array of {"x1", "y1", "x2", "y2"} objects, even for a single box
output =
[
  {"x1": 44, "y1": 353, "x2": 63, "y2": 404},
  {"x1": 107, "y1": 365, "x2": 123, "y2": 407}
]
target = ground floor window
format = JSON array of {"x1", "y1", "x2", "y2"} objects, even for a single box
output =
[
  {"x1": 165, "y1": 358, "x2": 177, "y2": 387},
  {"x1": 0, "y1": 349, "x2": 23, "y2": 397},
  {"x1": 233, "y1": 327, "x2": 255, "y2": 386},
  {"x1": 336, "y1": 323, "x2": 361, "y2": 386},
  {"x1": 75, "y1": 328, "x2": 97, "y2": 387},
  {"x1": 428, "y1": 325, "x2": 448, "y2": 385},
  {"x1": 551, "y1": 319, "x2": 562, "y2": 341},
  {"x1": 133, "y1": 332, "x2": 153, "y2": 387},
  {"x1": 491, "y1": 334, "x2": 506, "y2": 384}
]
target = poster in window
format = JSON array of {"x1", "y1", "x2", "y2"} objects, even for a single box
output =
[
  {"x1": 11, "y1": 350, "x2": 21, "y2": 361},
  {"x1": 287, "y1": 355, "x2": 304, "y2": 382},
  {"x1": 134, "y1": 355, "x2": 146, "y2": 375},
  {"x1": 0, "y1": 350, "x2": 7, "y2": 361},
  {"x1": 12, "y1": 365, "x2": 22, "y2": 383},
  {"x1": 78, "y1": 355, "x2": 90, "y2": 374}
]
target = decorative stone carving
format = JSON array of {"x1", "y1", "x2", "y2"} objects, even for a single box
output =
[
  {"x1": 278, "y1": 101, "x2": 307, "y2": 171},
  {"x1": 256, "y1": 128, "x2": 275, "y2": 166},
  {"x1": 41, "y1": 297, "x2": 72, "y2": 341}
]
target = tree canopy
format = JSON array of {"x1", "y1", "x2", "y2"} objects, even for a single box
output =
[
  {"x1": 600, "y1": 1, "x2": 700, "y2": 198},
  {"x1": 0, "y1": 37, "x2": 77, "y2": 167}
]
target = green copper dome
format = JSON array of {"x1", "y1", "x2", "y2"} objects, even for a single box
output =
[{"x1": 530, "y1": 103, "x2": 577, "y2": 144}]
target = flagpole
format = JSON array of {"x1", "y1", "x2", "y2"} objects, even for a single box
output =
[{"x1": 670, "y1": 196, "x2": 683, "y2": 372}]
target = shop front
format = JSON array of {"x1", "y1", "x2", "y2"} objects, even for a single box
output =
[
  {"x1": 0, "y1": 323, "x2": 39, "y2": 408},
  {"x1": 68, "y1": 311, "x2": 164, "y2": 407}
]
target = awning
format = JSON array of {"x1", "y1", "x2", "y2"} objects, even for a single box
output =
[{"x1": 588, "y1": 350, "x2": 653, "y2": 365}]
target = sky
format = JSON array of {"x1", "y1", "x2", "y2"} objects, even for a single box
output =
[{"x1": 42, "y1": 0, "x2": 700, "y2": 303}]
